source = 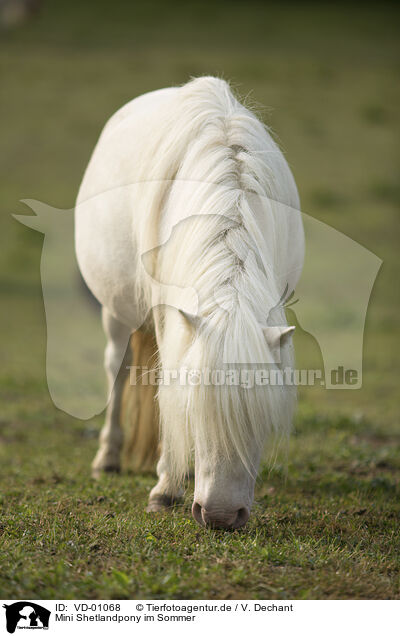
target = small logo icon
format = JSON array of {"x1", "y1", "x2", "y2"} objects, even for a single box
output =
[{"x1": 2, "y1": 602, "x2": 51, "y2": 634}]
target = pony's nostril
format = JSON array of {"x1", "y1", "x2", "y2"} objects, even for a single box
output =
[
  {"x1": 235, "y1": 507, "x2": 250, "y2": 528},
  {"x1": 192, "y1": 501, "x2": 205, "y2": 526}
]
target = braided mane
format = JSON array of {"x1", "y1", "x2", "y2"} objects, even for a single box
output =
[{"x1": 135, "y1": 77, "x2": 300, "y2": 481}]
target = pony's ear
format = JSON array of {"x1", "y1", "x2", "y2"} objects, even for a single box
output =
[
  {"x1": 179, "y1": 309, "x2": 202, "y2": 330},
  {"x1": 263, "y1": 325, "x2": 295, "y2": 348}
]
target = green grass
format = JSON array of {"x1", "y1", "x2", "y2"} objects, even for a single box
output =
[
  {"x1": 0, "y1": 1, "x2": 399, "y2": 599},
  {"x1": 1, "y1": 407, "x2": 399, "y2": 599}
]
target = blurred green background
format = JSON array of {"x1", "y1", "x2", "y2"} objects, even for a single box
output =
[{"x1": 0, "y1": 0, "x2": 399, "y2": 599}]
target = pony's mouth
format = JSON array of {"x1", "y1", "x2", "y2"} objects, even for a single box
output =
[{"x1": 191, "y1": 502, "x2": 250, "y2": 529}]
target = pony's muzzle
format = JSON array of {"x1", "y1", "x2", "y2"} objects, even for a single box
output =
[{"x1": 192, "y1": 502, "x2": 250, "y2": 529}]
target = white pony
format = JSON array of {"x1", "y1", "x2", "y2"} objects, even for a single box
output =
[{"x1": 75, "y1": 77, "x2": 304, "y2": 529}]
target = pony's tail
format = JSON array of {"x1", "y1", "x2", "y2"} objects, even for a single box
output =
[{"x1": 120, "y1": 330, "x2": 160, "y2": 472}]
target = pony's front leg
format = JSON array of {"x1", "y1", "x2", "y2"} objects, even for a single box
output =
[
  {"x1": 92, "y1": 308, "x2": 131, "y2": 478},
  {"x1": 147, "y1": 452, "x2": 183, "y2": 511}
]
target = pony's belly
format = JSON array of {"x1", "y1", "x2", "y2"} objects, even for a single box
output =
[{"x1": 75, "y1": 194, "x2": 143, "y2": 329}]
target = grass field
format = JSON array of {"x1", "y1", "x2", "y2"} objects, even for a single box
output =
[{"x1": 0, "y1": 1, "x2": 399, "y2": 599}]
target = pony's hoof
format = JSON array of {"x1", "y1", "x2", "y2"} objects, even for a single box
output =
[
  {"x1": 92, "y1": 464, "x2": 121, "y2": 480},
  {"x1": 146, "y1": 494, "x2": 179, "y2": 512}
]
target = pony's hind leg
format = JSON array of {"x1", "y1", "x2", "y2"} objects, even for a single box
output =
[
  {"x1": 92, "y1": 308, "x2": 132, "y2": 478},
  {"x1": 120, "y1": 330, "x2": 160, "y2": 473}
]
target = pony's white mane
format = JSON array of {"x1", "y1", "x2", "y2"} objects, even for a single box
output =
[{"x1": 133, "y1": 77, "x2": 300, "y2": 482}]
